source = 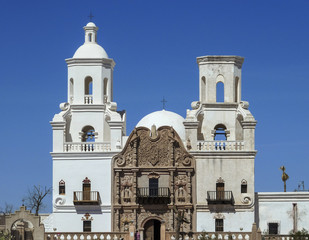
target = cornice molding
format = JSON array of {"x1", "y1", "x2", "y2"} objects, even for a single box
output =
[
  {"x1": 202, "y1": 103, "x2": 239, "y2": 109},
  {"x1": 257, "y1": 192, "x2": 309, "y2": 201},
  {"x1": 51, "y1": 151, "x2": 121, "y2": 159},
  {"x1": 65, "y1": 58, "x2": 115, "y2": 69},
  {"x1": 190, "y1": 151, "x2": 257, "y2": 157},
  {"x1": 196, "y1": 55, "x2": 244, "y2": 68}
]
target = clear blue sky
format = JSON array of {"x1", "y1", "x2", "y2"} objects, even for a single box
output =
[{"x1": 1, "y1": 1, "x2": 309, "y2": 213}]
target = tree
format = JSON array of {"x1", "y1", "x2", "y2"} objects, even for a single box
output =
[
  {"x1": 0, "y1": 230, "x2": 11, "y2": 240},
  {"x1": 290, "y1": 228, "x2": 309, "y2": 240},
  {"x1": 0, "y1": 203, "x2": 14, "y2": 215},
  {"x1": 23, "y1": 185, "x2": 51, "y2": 216}
]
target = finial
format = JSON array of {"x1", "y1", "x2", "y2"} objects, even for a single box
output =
[
  {"x1": 88, "y1": 12, "x2": 94, "y2": 22},
  {"x1": 280, "y1": 166, "x2": 289, "y2": 192},
  {"x1": 161, "y1": 97, "x2": 167, "y2": 110}
]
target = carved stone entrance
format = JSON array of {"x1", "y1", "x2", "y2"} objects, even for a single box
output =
[
  {"x1": 143, "y1": 219, "x2": 161, "y2": 240},
  {"x1": 112, "y1": 126, "x2": 194, "y2": 234}
]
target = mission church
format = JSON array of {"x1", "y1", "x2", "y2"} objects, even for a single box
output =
[{"x1": 41, "y1": 22, "x2": 309, "y2": 240}]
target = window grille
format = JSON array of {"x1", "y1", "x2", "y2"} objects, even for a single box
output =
[
  {"x1": 83, "y1": 221, "x2": 91, "y2": 232},
  {"x1": 268, "y1": 223, "x2": 279, "y2": 234},
  {"x1": 215, "y1": 219, "x2": 224, "y2": 232}
]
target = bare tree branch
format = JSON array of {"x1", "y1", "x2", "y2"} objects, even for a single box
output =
[
  {"x1": 23, "y1": 185, "x2": 51, "y2": 216},
  {"x1": 0, "y1": 203, "x2": 14, "y2": 215}
]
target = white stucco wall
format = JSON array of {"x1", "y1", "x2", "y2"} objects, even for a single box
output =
[
  {"x1": 52, "y1": 156, "x2": 112, "y2": 209},
  {"x1": 257, "y1": 192, "x2": 309, "y2": 235},
  {"x1": 195, "y1": 157, "x2": 255, "y2": 206},
  {"x1": 48, "y1": 211, "x2": 111, "y2": 232},
  {"x1": 48, "y1": 155, "x2": 114, "y2": 232},
  {"x1": 197, "y1": 211, "x2": 254, "y2": 232}
]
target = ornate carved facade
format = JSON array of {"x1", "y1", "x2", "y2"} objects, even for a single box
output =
[{"x1": 112, "y1": 126, "x2": 195, "y2": 233}]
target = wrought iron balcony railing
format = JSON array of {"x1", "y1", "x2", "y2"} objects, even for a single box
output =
[
  {"x1": 137, "y1": 187, "x2": 170, "y2": 204},
  {"x1": 73, "y1": 191, "x2": 101, "y2": 205},
  {"x1": 207, "y1": 191, "x2": 234, "y2": 205}
]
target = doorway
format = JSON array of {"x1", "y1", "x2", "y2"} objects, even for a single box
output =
[
  {"x1": 83, "y1": 182, "x2": 91, "y2": 200},
  {"x1": 216, "y1": 182, "x2": 224, "y2": 200},
  {"x1": 144, "y1": 219, "x2": 161, "y2": 240}
]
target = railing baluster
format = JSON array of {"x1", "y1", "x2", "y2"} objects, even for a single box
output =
[
  {"x1": 196, "y1": 141, "x2": 244, "y2": 151},
  {"x1": 62, "y1": 142, "x2": 111, "y2": 152}
]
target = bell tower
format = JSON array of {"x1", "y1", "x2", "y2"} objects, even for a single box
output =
[
  {"x1": 185, "y1": 55, "x2": 257, "y2": 232},
  {"x1": 198, "y1": 56, "x2": 243, "y2": 103},
  {"x1": 66, "y1": 22, "x2": 113, "y2": 106},
  {"x1": 49, "y1": 22, "x2": 125, "y2": 233}
]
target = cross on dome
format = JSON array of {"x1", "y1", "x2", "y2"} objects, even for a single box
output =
[
  {"x1": 88, "y1": 12, "x2": 94, "y2": 21},
  {"x1": 161, "y1": 97, "x2": 167, "y2": 110}
]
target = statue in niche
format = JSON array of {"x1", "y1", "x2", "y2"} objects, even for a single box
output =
[
  {"x1": 151, "y1": 124, "x2": 158, "y2": 139},
  {"x1": 120, "y1": 213, "x2": 134, "y2": 231},
  {"x1": 121, "y1": 176, "x2": 133, "y2": 203},
  {"x1": 175, "y1": 175, "x2": 187, "y2": 203}
]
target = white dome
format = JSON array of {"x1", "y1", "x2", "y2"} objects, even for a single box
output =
[
  {"x1": 73, "y1": 43, "x2": 109, "y2": 59},
  {"x1": 136, "y1": 110, "x2": 186, "y2": 140},
  {"x1": 86, "y1": 22, "x2": 96, "y2": 27}
]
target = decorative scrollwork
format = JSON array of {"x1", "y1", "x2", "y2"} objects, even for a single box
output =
[
  {"x1": 191, "y1": 101, "x2": 200, "y2": 110},
  {"x1": 115, "y1": 156, "x2": 125, "y2": 167},
  {"x1": 183, "y1": 156, "x2": 192, "y2": 166},
  {"x1": 241, "y1": 194, "x2": 252, "y2": 204},
  {"x1": 54, "y1": 196, "x2": 66, "y2": 205}
]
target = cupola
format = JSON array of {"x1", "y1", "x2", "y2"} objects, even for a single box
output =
[{"x1": 73, "y1": 22, "x2": 108, "y2": 59}]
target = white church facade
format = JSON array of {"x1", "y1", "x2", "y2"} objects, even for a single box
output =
[{"x1": 43, "y1": 22, "x2": 309, "y2": 239}]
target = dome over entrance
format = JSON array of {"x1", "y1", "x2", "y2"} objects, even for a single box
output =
[{"x1": 136, "y1": 110, "x2": 185, "y2": 140}]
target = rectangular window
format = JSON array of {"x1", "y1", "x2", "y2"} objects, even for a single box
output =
[
  {"x1": 59, "y1": 185, "x2": 65, "y2": 195},
  {"x1": 83, "y1": 221, "x2": 91, "y2": 232},
  {"x1": 149, "y1": 178, "x2": 159, "y2": 197},
  {"x1": 241, "y1": 184, "x2": 247, "y2": 193},
  {"x1": 268, "y1": 223, "x2": 278, "y2": 234},
  {"x1": 215, "y1": 219, "x2": 224, "y2": 232}
]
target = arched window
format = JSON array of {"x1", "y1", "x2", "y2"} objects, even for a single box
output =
[
  {"x1": 81, "y1": 126, "x2": 96, "y2": 142},
  {"x1": 103, "y1": 78, "x2": 108, "y2": 103},
  {"x1": 214, "y1": 124, "x2": 227, "y2": 141},
  {"x1": 59, "y1": 180, "x2": 65, "y2": 195},
  {"x1": 88, "y1": 33, "x2": 92, "y2": 42},
  {"x1": 216, "y1": 82, "x2": 224, "y2": 102},
  {"x1": 104, "y1": 78, "x2": 108, "y2": 96},
  {"x1": 235, "y1": 77, "x2": 240, "y2": 102},
  {"x1": 85, "y1": 77, "x2": 93, "y2": 95},
  {"x1": 70, "y1": 78, "x2": 74, "y2": 103},
  {"x1": 241, "y1": 179, "x2": 247, "y2": 193},
  {"x1": 201, "y1": 76, "x2": 206, "y2": 101}
]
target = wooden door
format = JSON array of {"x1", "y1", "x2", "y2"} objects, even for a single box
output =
[
  {"x1": 216, "y1": 182, "x2": 224, "y2": 200},
  {"x1": 83, "y1": 183, "x2": 91, "y2": 200},
  {"x1": 144, "y1": 220, "x2": 154, "y2": 240},
  {"x1": 144, "y1": 220, "x2": 161, "y2": 240}
]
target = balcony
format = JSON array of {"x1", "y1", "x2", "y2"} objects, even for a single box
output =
[
  {"x1": 197, "y1": 141, "x2": 244, "y2": 151},
  {"x1": 207, "y1": 191, "x2": 234, "y2": 205},
  {"x1": 84, "y1": 95, "x2": 93, "y2": 104},
  {"x1": 64, "y1": 142, "x2": 111, "y2": 152},
  {"x1": 137, "y1": 187, "x2": 170, "y2": 204},
  {"x1": 73, "y1": 191, "x2": 101, "y2": 205}
]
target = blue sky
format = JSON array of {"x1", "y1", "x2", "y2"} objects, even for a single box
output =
[{"x1": 1, "y1": 1, "x2": 309, "y2": 213}]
